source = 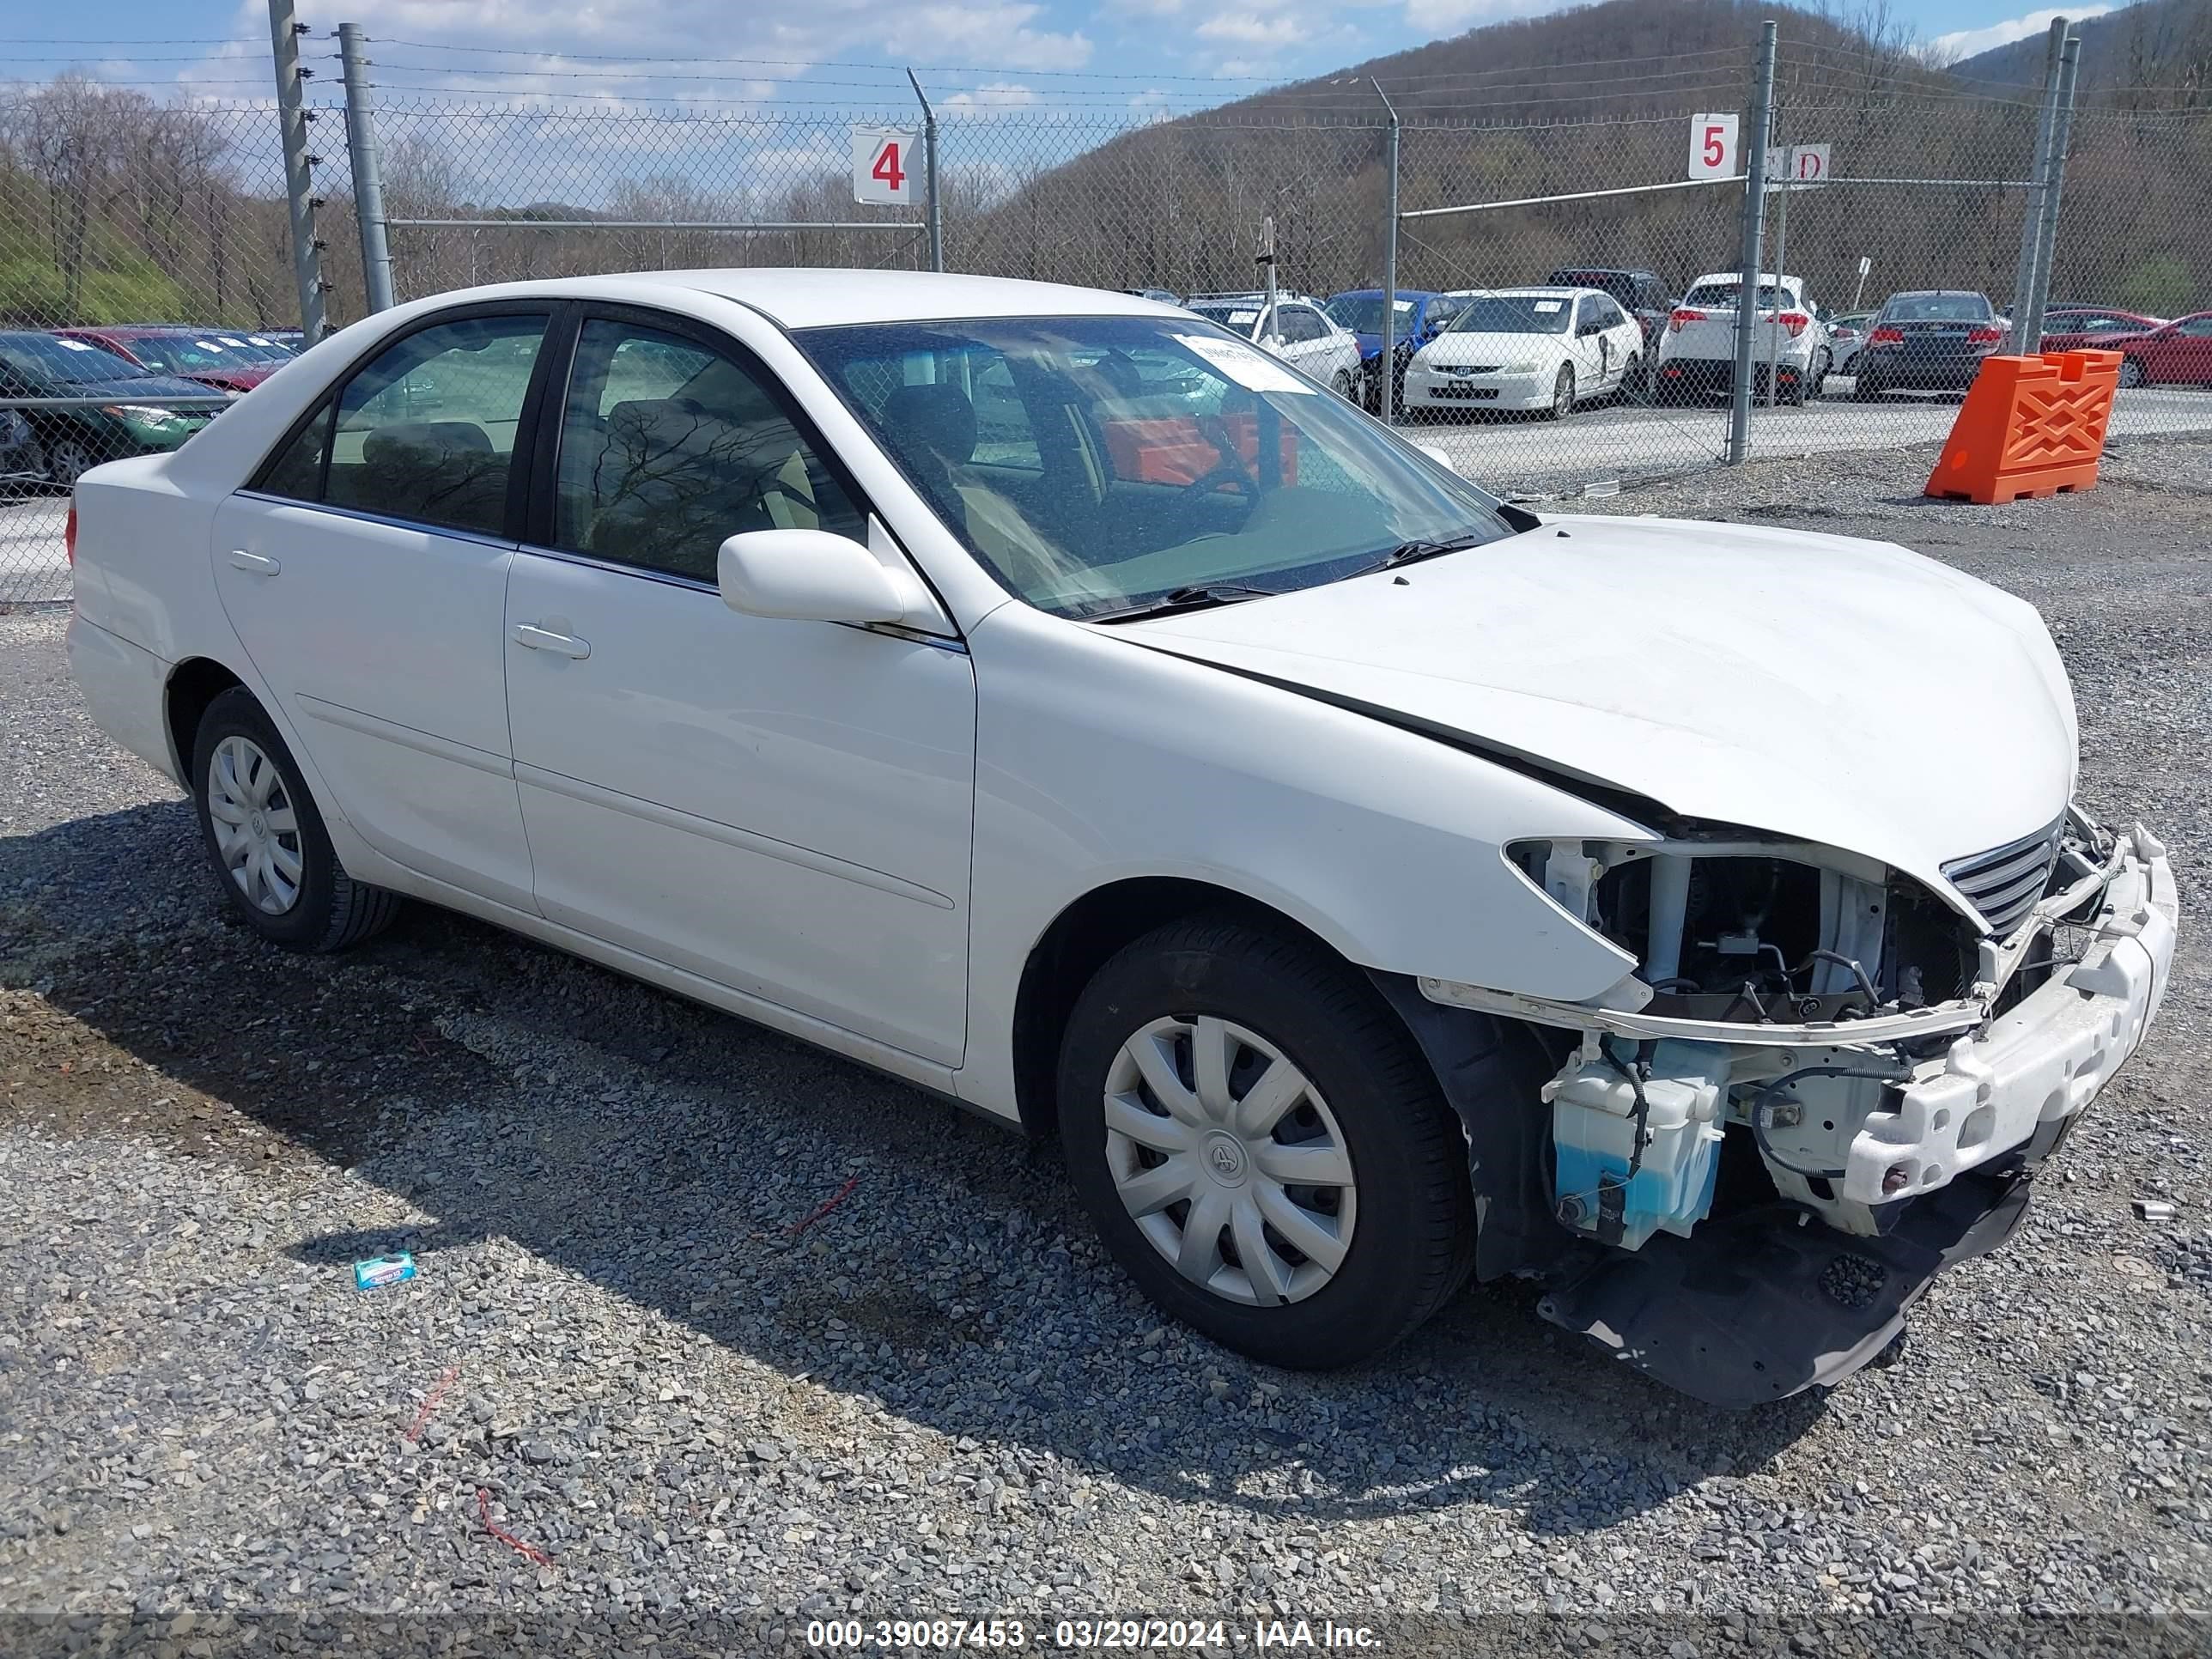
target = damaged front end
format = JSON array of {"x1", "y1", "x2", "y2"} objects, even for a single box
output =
[{"x1": 1385, "y1": 806, "x2": 2177, "y2": 1408}]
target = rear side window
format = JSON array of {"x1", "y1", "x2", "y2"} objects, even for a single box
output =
[{"x1": 251, "y1": 313, "x2": 547, "y2": 538}]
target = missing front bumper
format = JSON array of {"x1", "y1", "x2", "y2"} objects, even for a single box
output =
[{"x1": 1537, "y1": 1170, "x2": 2032, "y2": 1408}]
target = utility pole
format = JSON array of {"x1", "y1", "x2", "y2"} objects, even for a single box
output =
[
  {"x1": 1374, "y1": 78, "x2": 1401, "y2": 426},
  {"x1": 337, "y1": 23, "x2": 394, "y2": 313},
  {"x1": 2025, "y1": 31, "x2": 2081, "y2": 350},
  {"x1": 268, "y1": 0, "x2": 328, "y2": 338},
  {"x1": 908, "y1": 70, "x2": 944, "y2": 273},
  {"x1": 1729, "y1": 20, "x2": 1777, "y2": 464},
  {"x1": 2005, "y1": 17, "x2": 2069, "y2": 355}
]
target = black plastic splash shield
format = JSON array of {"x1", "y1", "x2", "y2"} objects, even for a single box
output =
[{"x1": 1536, "y1": 1170, "x2": 2033, "y2": 1409}]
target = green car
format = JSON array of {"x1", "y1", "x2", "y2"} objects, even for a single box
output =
[{"x1": 0, "y1": 331, "x2": 226, "y2": 485}]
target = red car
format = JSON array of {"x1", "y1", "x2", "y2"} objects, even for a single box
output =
[
  {"x1": 2038, "y1": 307, "x2": 2165, "y2": 358},
  {"x1": 52, "y1": 325, "x2": 294, "y2": 394},
  {"x1": 2090, "y1": 311, "x2": 2212, "y2": 388}
]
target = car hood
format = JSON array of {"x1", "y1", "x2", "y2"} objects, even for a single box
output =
[
  {"x1": 1119, "y1": 514, "x2": 2076, "y2": 897},
  {"x1": 1417, "y1": 331, "x2": 1566, "y2": 365},
  {"x1": 55, "y1": 373, "x2": 226, "y2": 404}
]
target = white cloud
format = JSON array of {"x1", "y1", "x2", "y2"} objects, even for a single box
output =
[
  {"x1": 908, "y1": 4, "x2": 1095, "y2": 70},
  {"x1": 1925, "y1": 6, "x2": 2112, "y2": 65},
  {"x1": 1196, "y1": 12, "x2": 1312, "y2": 47},
  {"x1": 941, "y1": 81, "x2": 1042, "y2": 112}
]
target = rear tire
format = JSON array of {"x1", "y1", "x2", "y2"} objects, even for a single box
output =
[
  {"x1": 1056, "y1": 913, "x2": 1476, "y2": 1369},
  {"x1": 190, "y1": 687, "x2": 402, "y2": 953},
  {"x1": 1332, "y1": 368, "x2": 1356, "y2": 403}
]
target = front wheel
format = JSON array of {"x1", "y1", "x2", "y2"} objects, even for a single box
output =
[
  {"x1": 191, "y1": 687, "x2": 403, "y2": 952},
  {"x1": 45, "y1": 435, "x2": 95, "y2": 488},
  {"x1": 1542, "y1": 363, "x2": 1575, "y2": 421},
  {"x1": 1056, "y1": 914, "x2": 1476, "y2": 1369},
  {"x1": 2118, "y1": 357, "x2": 2147, "y2": 390}
]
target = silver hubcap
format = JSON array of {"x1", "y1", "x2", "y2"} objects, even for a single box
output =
[
  {"x1": 206, "y1": 735, "x2": 303, "y2": 915},
  {"x1": 1103, "y1": 1015, "x2": 1357, "y2": 1308}
]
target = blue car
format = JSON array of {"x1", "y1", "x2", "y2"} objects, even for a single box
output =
[{"x1": 1323, "y1": 289, "x2": 1471, "y2": 410}]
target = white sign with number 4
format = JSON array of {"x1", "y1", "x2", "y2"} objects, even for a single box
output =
[
  {"x1": 853, "y1": 126, "x2": 919, "y2": 206},
  {"x1": 1687, "y1": 113, "x2": 1739, "y2": 182}
]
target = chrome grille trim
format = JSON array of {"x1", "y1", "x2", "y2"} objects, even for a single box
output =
[{"x1": 1942, "y1": 817, "x2": 2064, "y2": 937}]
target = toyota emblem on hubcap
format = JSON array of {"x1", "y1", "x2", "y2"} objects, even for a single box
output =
[{"x1": 1203, "y1": 1132, "x2": 1249, "y2": 1186}]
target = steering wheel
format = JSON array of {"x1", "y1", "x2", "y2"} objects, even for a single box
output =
[{"x1": 1177, "y1": 459, "x2": 1259, "y2": 510}]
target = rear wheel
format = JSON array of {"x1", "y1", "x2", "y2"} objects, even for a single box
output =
[
  {"x1": 1331, "y1": 368, "x2": 1356, "y2": 403},
  {"x1": 190, "y1": 687, "x2": 402, "y2": 952},
  {"x1": 1056, "y1": 914, "x2": 1476, "y2": 1369}
]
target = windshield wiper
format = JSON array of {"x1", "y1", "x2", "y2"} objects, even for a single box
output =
[
  {"x1": 1369, "y1": 532, "x2": 1493, "y2": 572},
  {"x1": 1089, "y1": 583, "x2": 1278, "y2": 623}
]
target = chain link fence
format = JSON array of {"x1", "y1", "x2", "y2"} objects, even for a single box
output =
[{"x1": 5, "y1": 24, "x2": 2212, "y2": 603}]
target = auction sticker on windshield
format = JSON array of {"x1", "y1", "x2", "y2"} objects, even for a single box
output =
[
  {"x1": 1173, "y1": 334, "x2": 1312, "y2": 394},
  {"x1": 1534, "y1": 301, "x2": 1562, "y2": 313}
]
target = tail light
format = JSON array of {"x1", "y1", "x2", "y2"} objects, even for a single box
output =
[
  {"x1": 1668, "y1": 307, "x2": 1704, "y2": 332},
  {"x1": 64, "y1": 503, "x2": 76, "y2": 566},
  {"x1": 1778, "y1": 311, "x2": 1810, "y2": 337},
  {"x1": 1966, "y1": 325, "x2": 2005, "y2": 345},
  {"x1": 1868, "y1": 325, "x2": 1904, "y2": 345}
]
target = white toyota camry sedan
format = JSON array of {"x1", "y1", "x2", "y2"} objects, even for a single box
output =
[{"x1": 65, "y1": 270, "x2": 2176, "y2": 1407}]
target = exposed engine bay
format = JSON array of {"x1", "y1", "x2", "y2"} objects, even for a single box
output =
[{"x1": 1392, "y1": 804, "x2": 2176, "y2": 1404}]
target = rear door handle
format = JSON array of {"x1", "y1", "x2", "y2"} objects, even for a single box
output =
[
  {"x1": 510, "y1": 622, "x2": 590, "y2": 660},
  {"x1": 227, "y1": 549, "x2": 280, "y2": 575}
]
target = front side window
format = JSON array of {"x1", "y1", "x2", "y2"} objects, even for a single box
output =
[
  {"x1": 552, "y1": 319, "x2": 865, "y2": 583},
  {"x1": 798, "y1": 314, "x2": 1513, "y2": 620},
  {"x1": 316, "y1": 313, "x2": 547, "y2": 537}
]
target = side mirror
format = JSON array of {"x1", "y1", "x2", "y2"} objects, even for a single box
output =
[{"x1": 717, "y1": 527, "x2": 930, "y2": 627}]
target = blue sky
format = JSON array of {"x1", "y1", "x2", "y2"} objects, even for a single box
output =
[{"x1": 12, "y1": 0, "x2": 2114, "y2": 112}]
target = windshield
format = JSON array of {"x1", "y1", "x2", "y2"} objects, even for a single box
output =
[
  {"x1": 1881, "y1": 294, "x2": 1993, "y2": 322},
  {"x1": 0, "y1": 334, "x2": 149, "y2": 384},
  {"x1": 1184, "y1": 302, "x2": 1261, "y2": 334},
  {"x1": 1324, "y1": 295, "x2": 1415, "y2": 334},
  {"x1": 1446, "y1": 295, "x2": 1574, "y2": 335},
  {"x1": 124, "y1": 332, "x2": 286, "y2": 372},
  {"x1": 797, "y1": 315, "x2": 1514, "y2": 620},
  {"x1": 1684, "y1": 281, "x2": 1796, "y2": 309}
]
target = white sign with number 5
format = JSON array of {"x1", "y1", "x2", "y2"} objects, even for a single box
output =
[
  {"x1": 1687, "y1": 113, "x2": 1739, "y2": 182},
  {"x1": 853, "y1": 126, "x2": 920, "y2": 206}
]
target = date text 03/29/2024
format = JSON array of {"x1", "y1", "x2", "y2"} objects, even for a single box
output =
[{"x1": 803, "y1": 1620, "x2": 1382, "y2": 1650}]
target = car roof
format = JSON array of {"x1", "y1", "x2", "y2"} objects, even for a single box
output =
[
  {"x1": 1550, "y1": 267, "x2": 1660, "y2": 279},
  {"x1": 1460, "y1": 286, "x2": 1588, "y2": 300},
  {"x1": 1327, "y1": 288, "x2": 1439, "y2": 301},
  {"x1": 418, "y1": 270, "x2": 1176, "y2": 330},
  {"x1": 1885, "y1": 289, "x2": 1989, "y2": 300},
  {"x1": 1687, "y1": 271, "x2": 1800, "y2": 286}
]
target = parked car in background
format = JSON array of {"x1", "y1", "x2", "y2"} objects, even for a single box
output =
[
  {"x1": 1182, "y1": 293, "x2": 1363, "y2": 399},
  {"x1": 0, "y1": 331, "x2": 223, "y2": 485},
  {"x1": 1124, "y1": 288, "x2": 1181, "y2": 306},
  {"x1": 1322, "y1": 288, "x2": 1474, "y2": 411},
  {"x1": 1851, "y1": 291, "x2": 2008, "y2": 399},
  {"x1": 0, "y1": 406, "x2": 40, "y2": 491},
  {"x1": 1546, "y1": 266, "x2": 1675, "y2": 359},
  {"x1": 1656, "y1": 271, "x2": 1830, "y2": 404},
  {"x1": 1825, "y1": 311, "x2": 1875, "y2": 374},
  {"x1": 1403, "y1": 287, "x2": 1645, "y2": 418},
  {"x1": 2039, "y1": 308, "x2": 2166, "y2": 359},
  {"x1": 63, "y1": 271, "x2": 2177, "y2": 1407},
  {"x1": 55, "y1": 325, "x2": 296, "y2": 394},
  {"x1": 2090, "y1": 311, "x2": 2212, "y2": 388}
]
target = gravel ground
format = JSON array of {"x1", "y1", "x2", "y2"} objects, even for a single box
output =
[{"x1": 3, "y1": 437, "x2": 2210, "y2": 1655}]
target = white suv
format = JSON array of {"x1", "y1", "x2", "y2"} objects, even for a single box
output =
[{"x1": 1656, "y1": 270, "x2": 1832, "y2": 404}]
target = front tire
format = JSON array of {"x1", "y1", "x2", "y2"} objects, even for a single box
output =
[
  {"x1": 1542, "y1": 364, "x2": 1575, "y2": 421},
  {"x1": 1056, "y1": 913, "x2": 1476, "y2": 1370},
  {"x1": 46, "y1": 435, "x2": 94, "y2": 488},
  {"x1": 190, "y1": 687, "x2": 402, "y2": 952},
  {"x1": 2119, "y1": 356, "x2": 2147, "y2": 390}
]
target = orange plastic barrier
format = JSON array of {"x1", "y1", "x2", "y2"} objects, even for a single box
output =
[
  {"x1": 1925, "y1": 349, "x2": 2122, "y2": 505},
  {"x1": 1100, "y1": 412, "x2": 1297, "y2": 489}
]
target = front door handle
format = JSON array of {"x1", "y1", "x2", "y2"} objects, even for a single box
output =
[
  {"x1": 227, "y1": 549, "x2": 280, "y2": 575},
  {"x1": 510, "y1": 622, "x2": 590, "y2": 660}
]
